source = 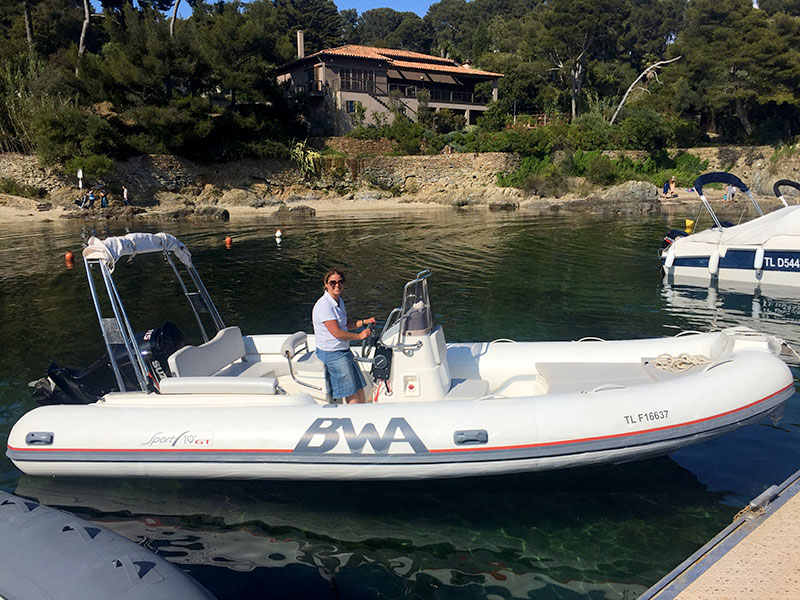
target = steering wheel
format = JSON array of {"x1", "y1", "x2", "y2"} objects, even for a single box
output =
[{"x1": 361, "y1": 323, "x2": 377, "y2": 358}]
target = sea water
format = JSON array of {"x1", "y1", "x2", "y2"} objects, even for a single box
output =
[{"x1": 0, "y1": 208, "x2": 798, "y2": 600}]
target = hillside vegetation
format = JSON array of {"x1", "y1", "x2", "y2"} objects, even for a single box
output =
[{"x1": 1, "y1": 0, "x2": 799, "y2": 191}]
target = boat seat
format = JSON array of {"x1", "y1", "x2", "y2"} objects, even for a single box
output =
[
  {"x1": 159, "y1": 376, "x2": 278, "y2": 395},
  {"x1": 167, "y1": 326, "x2": 272, "y2": 379},
  {"x1": 445, "y1": 378, "x2": 489, "y2": 400},
  {"x1": 281, "y1": 332, "x2": 328, "y2": 394},
  {"x1": 535, "y1": 362, "x2": 653, "y2": 395}
]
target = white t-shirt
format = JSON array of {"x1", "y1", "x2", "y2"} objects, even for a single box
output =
[{"x1": 313, "y1": 291, "x2": 349, "y2": 351}]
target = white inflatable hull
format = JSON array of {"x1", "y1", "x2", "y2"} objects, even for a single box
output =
[{"x1": 8, "y1": 329, "x2": 793, "y2": 480}]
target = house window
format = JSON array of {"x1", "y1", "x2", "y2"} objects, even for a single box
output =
[
  {"x1": 346, "y1": 101, "x2": 357, "y2": 113},
  {"x1": 340, "y1": 68, "x2": 375, "y2": 92}
]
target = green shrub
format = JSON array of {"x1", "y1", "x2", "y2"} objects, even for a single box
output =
[
  {"x1": 432, "y1": 109, "x2": 466, "y2": 134},
  {"x1": 387, "y1": 115, "x2": 425, "y2": 155},
  {"x1": 618, "y1": 109, "x2": 670, "y2": 151},
  {"x1": 65, "y1": 154, "x2": 116, "y2": 180},
  {"x1": 585, "y1": 154, "x2": 617, "y2": 185},
  {"x1": 566, "y1": 114, "x2": 612, "y2": 150},
  {"x1": 32, "y1": 107, "x2": 119, "y2": 166},
  {"x1": 0, "y1": 177, "x2": 46, "y2": 198},
  {"x1": 497, "y1": 155, "x2": 551, "y2": 187}
]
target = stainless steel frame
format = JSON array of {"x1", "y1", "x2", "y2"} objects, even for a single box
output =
[{"x1": 84, "y1": 249, "x2": 225, "y2": 395}]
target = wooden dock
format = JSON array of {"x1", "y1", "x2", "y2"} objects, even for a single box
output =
[{"x1": 640, "y1": 468, "x2": 800, "y2": 600}]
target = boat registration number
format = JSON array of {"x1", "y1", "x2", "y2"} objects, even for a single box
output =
[
  {"x1": 764, "y1": 256, "x2": 800, "y2": 269},
  {"x1": 624, "y1": 410, "x2": 668, "y2": 425}
]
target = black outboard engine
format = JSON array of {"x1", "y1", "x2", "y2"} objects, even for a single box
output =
[
  {"x1": 661, "y1": 228, "x2": 689, "y2": 250},
  {"x1": 30, "y1": 321, "x2": 186, "y2": 406}
]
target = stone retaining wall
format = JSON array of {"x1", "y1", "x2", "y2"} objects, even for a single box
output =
[
  {"x1": 0, "y1": 151, "x2": 520, "y2": 207},
  {"x1": 3, "y1": 144, "x2": 799, "y2": 208}
]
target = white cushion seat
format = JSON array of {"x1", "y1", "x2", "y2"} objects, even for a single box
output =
[
  {"x1": 168, "y1": 326, "x2": 273, "y2": 379},
  {"x1": 216, "y1": 361, "x2": 275, "y2": 378}
]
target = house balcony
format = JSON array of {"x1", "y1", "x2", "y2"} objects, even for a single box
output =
[
  {"x1": 289, "y1": 81, "x2": 325, "y2": 95},
  {"x1": 338, "y1": 80, "x2": 486, "y2": 106}
]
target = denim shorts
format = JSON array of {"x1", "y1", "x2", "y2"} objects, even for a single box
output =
[{"x1": 315, "y1": 349, "x2": 366, "y2": 399}]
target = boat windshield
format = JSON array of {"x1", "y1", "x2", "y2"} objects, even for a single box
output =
[{"x1": 400, "y1": 269, "x2": 435, "y2": 337}]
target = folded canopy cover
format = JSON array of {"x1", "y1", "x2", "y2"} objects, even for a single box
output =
[{"x1": 82, "y1": 232, "x2": 193, "y2": 271}]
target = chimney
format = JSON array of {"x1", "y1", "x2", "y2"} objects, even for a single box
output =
[{"x1": 297, "y1": 30, "x2": 305, "y2": 59}]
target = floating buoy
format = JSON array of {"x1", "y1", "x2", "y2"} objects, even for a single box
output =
[
  {"x1": 225, "y1": 236, "x2": 232, "y2": 248},
  {"x1": 65, "y1": 251, "x2": 74, "y2": 269},
  {"x1": 275, "y1": 229, "x2": 282, "y2": 238},
  {"x1": 684, "y1": 219, "x2": 694, "y2": 232}
]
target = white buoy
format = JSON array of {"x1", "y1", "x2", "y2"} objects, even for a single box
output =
[{"x1": 275, "y1": 228, "x2": 282, "y2": 238}]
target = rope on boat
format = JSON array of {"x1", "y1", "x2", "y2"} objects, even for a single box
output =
[{"x1": 652, "y1": 353, "x2": 711, "y2": 373}]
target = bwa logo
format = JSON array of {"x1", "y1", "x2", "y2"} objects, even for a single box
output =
[{"x1": 295, "y1": 417, "x2": 427, "y2": 454}]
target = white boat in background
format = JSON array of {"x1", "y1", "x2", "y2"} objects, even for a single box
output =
[
  {"x1": 7, "y1": 233, "x2": 795, "y2": 480},
  {"x1": 661, "y1": 173, "x2": 800, "y2": 289}
]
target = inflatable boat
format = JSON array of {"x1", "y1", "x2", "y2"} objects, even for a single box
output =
[
  {"x1": 0, "y1": 490, "x2": 213, "y2": 599},
  {"x1": 661, "y1": 173, "x2": 800, "y2": 289},
  {"x1": 7, "y1": 232, "x2": 795, "y2": 480}
]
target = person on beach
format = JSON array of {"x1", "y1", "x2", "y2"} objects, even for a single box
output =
[
  {"x1": 312, "y1": 268, "x2": 376, "y2": 404},
  {"x1": 662, "y1": 176, "x2": 677, "y2": 199},
  {"x1": 122, "y1": 185, "x2": 130, "y2": 206},
  {"x1": 87, "y1": 190, "x2": 95, "y2": 208},
  {"x1": 726, "y1": 184, "x2": 736, "y2": 206}
]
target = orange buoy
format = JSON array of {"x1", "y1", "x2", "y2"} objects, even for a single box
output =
[
  {"x1": 65, "y1": 250, "x2": 74, "y2": 269},
  {"x1": 225, "y1": 235, "x2": 232, "y2": 248}
]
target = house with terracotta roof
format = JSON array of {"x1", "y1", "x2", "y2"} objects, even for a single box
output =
[{"x1": 276, "y1": 33, "x2": 502, "y2": 132}]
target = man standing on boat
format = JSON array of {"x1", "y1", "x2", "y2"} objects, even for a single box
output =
[{"x1": 313, "y1": 268, "x2": 376, "y2": 404}]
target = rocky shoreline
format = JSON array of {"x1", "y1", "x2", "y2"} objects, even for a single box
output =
[{"x1": 1, "y1": 144, "x2": 797, "y2": 223}]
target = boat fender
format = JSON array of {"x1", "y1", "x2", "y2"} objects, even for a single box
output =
[
  {"x1": 754, "y1": 247, "x2": 765, "y2": 270},
  {"x1": 708, "y1": 251, "x2": 720, "y2": 275},
  {"x1": 664, "y1": 246, "x2": 676, "y2": 269}
]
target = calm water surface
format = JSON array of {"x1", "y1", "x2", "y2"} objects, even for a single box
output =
[{"x1": 1, "y1": 208, "x2": 799, "y2": 600}]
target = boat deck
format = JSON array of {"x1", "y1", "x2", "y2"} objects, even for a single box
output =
[{"x1": 640, "y1": 467, "x2": 800, "y2": 600}]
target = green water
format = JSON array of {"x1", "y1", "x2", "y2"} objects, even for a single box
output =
[{"x1": 1, "y1": 209, "x2": 798, "y2": 600}]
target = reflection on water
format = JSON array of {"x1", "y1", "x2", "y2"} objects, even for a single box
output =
[
  {"x1": 661, "y1": 280, "x2": 800, "y2": 348},
  {"x1": 1, "y1": 209, "x2": 799, "y2": 599},
  {"x1": 15, "y1": 461, "x2": 726, "y2": 600}
]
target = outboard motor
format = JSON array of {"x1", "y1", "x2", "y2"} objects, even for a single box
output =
[
  {"x1": 661, "y1": 228, "x2": 689, "y2": 250},
  {"x1": 30, "y1": 322, "x2": 186, "y2": 406}
]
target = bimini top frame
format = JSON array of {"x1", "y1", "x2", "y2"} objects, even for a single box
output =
[
  {"x1": 82, "y1": 232, "x2": 225, "y2": 394},
  {"x1": 773, "y1": 179, "x2": 800, "y2": 208},
  {"x1": 692, "y1": 172, "x2": 762, "y2": 231}
]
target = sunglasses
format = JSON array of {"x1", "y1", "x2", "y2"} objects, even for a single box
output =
[{"x1": 327, "y1": 279, "x2": 344, "y2": 286}]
